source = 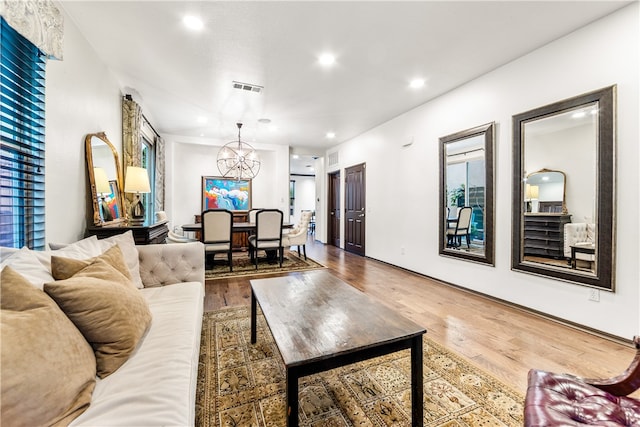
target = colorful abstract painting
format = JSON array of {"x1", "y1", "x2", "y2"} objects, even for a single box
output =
[{"x1": 202, "y1": 176, "x2": 251, "y2": 211}]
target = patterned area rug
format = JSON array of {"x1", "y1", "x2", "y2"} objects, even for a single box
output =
[
  {"x1": 196, "y1": 306, "x2": 524, "y2": 426},
  {"x1": 205, "y1": 251, "x2": 325, "y2": 280}
]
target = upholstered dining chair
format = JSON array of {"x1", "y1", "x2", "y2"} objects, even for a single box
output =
[
  {"x1": 248, "y1": 208, "x2": 262, "y2": 224},
  {"x1": 167, "y1": 230, "x2": 198, "y2": 243},
  {"x1": 201, "y1": 209, "x2": 233, "y2": 271},
  {"x1": 248, "y1": 209, "x2": 284, "y2": 269},
  {"x1": 446, "y1": 206, "x2": 472, "y2": 248},
  {"x1": 282, "y1": 210, "x2": 312, "y2": 259}
]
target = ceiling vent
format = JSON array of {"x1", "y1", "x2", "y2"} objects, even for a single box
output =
[
  {"x1": 232, "y1": 81, "x2": 263, "y2": 93},
  {"x1": 328, "y1": 151, "x2": 339, "y2": 167}
]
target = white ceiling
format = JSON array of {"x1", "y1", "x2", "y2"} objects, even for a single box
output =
[{"x1": 60, "y1": 0, "x2": 629, "y2": 163}]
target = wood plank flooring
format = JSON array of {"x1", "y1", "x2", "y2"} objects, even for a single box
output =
[{"x1": 204, "y1": 239, "x2": 636, "y2": 395}]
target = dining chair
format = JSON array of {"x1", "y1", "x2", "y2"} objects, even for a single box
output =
[
  {"x1": 446, "y1": 206, "x2": 472, "y2": 248},
  {"x1": 248, "y1": 208, "x2": 262, "y2": 224},
  {"x1": 201, "y1": 209, "x2": 233, "y2": 271},
  {"x1": 282, "y1": 210, "x2": 312, "y2": 259},
  {"x1": 248, "y1": 209, "x2": 284, "y2": 269}
]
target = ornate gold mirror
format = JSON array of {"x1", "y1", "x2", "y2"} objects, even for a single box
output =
[
  {"x1": 85, "y1": 132, "x2": 126, "y2": 226},
  {"x1": 524, "y1": 169, "x2": 567, "y2": 214},
  {"x1": 439, "y1": 122, "x2": 495, "y2": 265},
  {"x1": 512, "y1": 86, "x2": 616, "y2": 290}
]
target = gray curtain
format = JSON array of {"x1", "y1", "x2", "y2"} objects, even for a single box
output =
[
  {"x1": 155, "y1": 136, "x2": 165, "y2": 212},
  {"x1": 0, "y1": 0, "x2": 64, "y2": 60},
  {"x1": 122, "y1": 96, "x2": 142, "y2": 219},
  {"x1": 122, "y1": 95, "x2": 166, "y2": 218}
]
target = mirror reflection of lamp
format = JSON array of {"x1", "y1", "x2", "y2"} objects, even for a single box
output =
[
  {"x1": 525, "y1": 184, "x2": 539, "y2": 213},
  {"x1": 93, "y1": 167, "x2": 113, "y2": 222},
  {"x1": 124, "y1": 166, "x2": 151, "y2": 225}
]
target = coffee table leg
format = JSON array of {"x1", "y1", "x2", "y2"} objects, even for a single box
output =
[
  {"x1": 251, "y1": 288, "x2": 257, "y2": 344},
  {"x1": 286, "y1": 367, "x2": 299, "y2": 427},
  {"x1": 411, "y1": 336, "x2": 424, "y2": 427}
]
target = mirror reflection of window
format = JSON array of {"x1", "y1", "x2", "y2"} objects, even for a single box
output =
[
  {"x1": 439, "y1": 122, "x2": 495, "y2": 266},
  {"x1": 445, "y1": 135, "x2": 486, "y2": 254}
]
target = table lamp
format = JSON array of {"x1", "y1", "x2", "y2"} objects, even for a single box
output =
[
  {"x1": 93, "y1": 167, "x2": 113, "y2": 222},
  {"x1": 124, "y1": 166, "x2": 151, "y2": 225}
]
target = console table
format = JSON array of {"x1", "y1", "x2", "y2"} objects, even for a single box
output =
[{"x1": 86, "y1": 220, "x2": 169, "y2": 245}]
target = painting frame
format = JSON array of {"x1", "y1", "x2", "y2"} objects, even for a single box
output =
[
  {"x1": 201, "y1": 176, "x2": 252, "y2": 212},
  {"x1": 98, "y1": 180, "x2": 123, "y2": 223}
]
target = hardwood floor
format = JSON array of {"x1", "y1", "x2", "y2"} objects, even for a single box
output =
[{"x1": 204, "y1": 239, "x2": 636, "y2": 395}]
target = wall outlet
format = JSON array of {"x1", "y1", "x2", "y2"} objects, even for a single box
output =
[{"x1": 588, "y1": 289, "x2": 600, "y2": 302}]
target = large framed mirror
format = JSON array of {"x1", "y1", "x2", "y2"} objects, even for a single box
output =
[
  {"x1": 512, "y1": 86, "x2": 616, "y2": 290},
  {"x1": 85, "y1": 132, "x2": 126, "y2": 226},
  {"x1": 439, "y1": 122, "x2": 495, "y2": 265}
]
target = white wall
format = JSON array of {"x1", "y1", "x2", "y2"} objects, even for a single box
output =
[
  {"x1": 164, "y1": 135, "x2": 290, "y2": 232},
  {"x1": 325, "y1": 4, "x2": 639, "y2": 338},
  {"x1": 45, "y1": 8, "x2": 123, "y2": 244},
  {"x1": 290, "y1": 175, "x2": 316, "y2": 225}
]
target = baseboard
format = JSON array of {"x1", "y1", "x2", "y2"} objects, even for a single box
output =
[{"x1": 366, "y1": 256, "x2": 632, "y2": 348}]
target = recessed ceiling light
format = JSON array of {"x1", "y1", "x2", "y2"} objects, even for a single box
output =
[
  {"x1": 197, "y1": 116, "x2": 207, "y2": 123},
  {"x1": 269, "y1": 125, "x2": 278, "y2": 132},
  {"x1": 409, "y1": 78, "x2": 425, "y2": 89},
  {"x1": 326, "y1": 132, "x2": 336, "y2": 139},
  {"x1": 258, "y1": 118, "x2": 271, "y2": 124},
  {"x1": 318, "y1": 53, "x2": 336, "y2": 66},
  {"x1": 292, "y1": 155, "x2": 299, "y2": 159},
  {"x1": 183, "y1": 15, "x2": 204, "y2": 31}
]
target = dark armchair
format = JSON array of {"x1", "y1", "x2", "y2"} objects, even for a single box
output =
[{"x1": 524, "y1": 336, "x2": 640, "y2": 426}]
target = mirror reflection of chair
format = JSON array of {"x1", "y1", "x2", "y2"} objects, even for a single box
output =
[
  {"x1": 283, "y1": 210, "x2": 312, "y2": 259},
  {"x1": 248, "y1": 208, "x2": 262, "y2": 224},
  {"x1": 201, "y1": 209, "x2": 233, "y2": 271},
  {"x1": 248, "y1": 209, "x2": 284, "y2": 269},
  {"x1": 446, "y1": 206, "x2": 472, "y2": 248},
  {"x1": 564, "y1": 223, "x2": 596, "y2": 269},
  {"x1": 167, "y1": 230, "x2": 198, "y2": 243}
]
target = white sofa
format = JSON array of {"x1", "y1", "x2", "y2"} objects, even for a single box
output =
[{"x1": 1, "y1": 234, "x2": 205, "y2": 426}]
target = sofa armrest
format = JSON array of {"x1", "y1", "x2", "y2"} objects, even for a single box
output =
[{"x1": 137, "y1": 242, "x2": 204, "y2": 287}]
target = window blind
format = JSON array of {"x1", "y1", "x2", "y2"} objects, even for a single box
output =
[{"x1": 0, "y1": 18, "x2": 47, "y2": 249}]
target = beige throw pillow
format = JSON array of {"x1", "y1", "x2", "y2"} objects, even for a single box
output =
[
  {"x1": 44, "y1": 249, "x2": 152, "y2": 378},
  {"x1": 99, "y1": 231, "x2": 144, "y2": 289},
  {"x1": 1, "y1": 266, "x2": 96, "y2": 427},
  {"x1": 51, "y1": 244, "x2": 132, "y2": 281}
]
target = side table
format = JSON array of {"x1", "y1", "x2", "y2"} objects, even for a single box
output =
[{"x1": 570, "y1": 243, "x2": 596, "y2": 269}]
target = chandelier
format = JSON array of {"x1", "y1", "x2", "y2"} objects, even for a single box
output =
[{"x1": 216, "y1": 122, "x2": 261, "y2": 180}]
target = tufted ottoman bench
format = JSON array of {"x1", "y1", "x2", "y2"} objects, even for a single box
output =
[{"x1": 524, "y1": 337, "x2": 640, "y2": 426}]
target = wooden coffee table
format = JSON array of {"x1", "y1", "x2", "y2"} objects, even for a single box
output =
[{"x1": 250, "y1": 270, "x2": 426, "y2": 426}]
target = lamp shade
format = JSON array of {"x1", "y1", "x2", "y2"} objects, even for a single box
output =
[
  {"x1": 124, "y1": 166, "x2": 151, "y2": 193},
  {"x1": 93, "y1": 167, "x2": 111, "y2": 194},
  {"x1": 525, "y1": 184, "x2": 539, "y2": 200}
]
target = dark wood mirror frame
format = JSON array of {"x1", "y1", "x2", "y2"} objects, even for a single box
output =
[
  {"x1": 512, "y1": 85, "x2": 616, "y2": 290},
  {"x1": 439, "y1": 122, "x2": 495, "y2": 266}
]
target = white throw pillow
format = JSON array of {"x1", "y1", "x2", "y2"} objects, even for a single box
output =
[
  {"x1": 97, "y1": 231, "x2": 143, "y2": 289},
  {"x1": 0, "y1": 246, "x2": 20, "y2": 263},
  {"x1": 0, "y1": 247, "x2": 54, "y2": 290},
  {"x1": 48, "y1": 235, "x2": 103, "y2": 258}
]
